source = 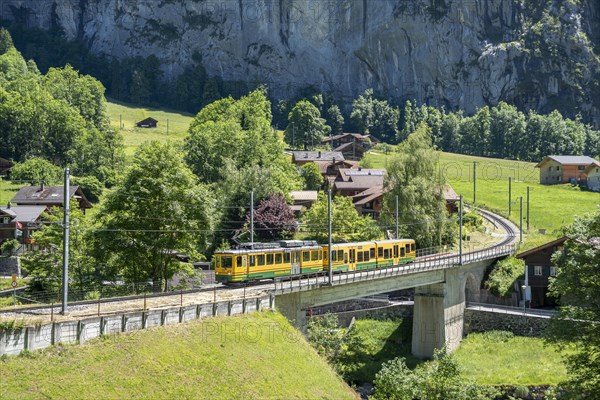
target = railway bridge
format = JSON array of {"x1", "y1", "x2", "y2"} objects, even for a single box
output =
[{"x1": 274, "y1": 208, "x2": 519, "y2": 358}]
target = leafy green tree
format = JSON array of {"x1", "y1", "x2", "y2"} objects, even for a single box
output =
[
  {"x1": 10, "y1": 157, "x2": 62, "y2": 185},
  {"x1": 372, "y1": 350, "x2": 499, "y2": 400},
  {"x1": 71, "y1": 175, "x2": 103, "y2": 203},
  {"x1": 301, "y1": 162, "x2": 324, "y2": 190},
  {"x1": 301, "y1": 193, "x2": 381, "y2": 243},
  {"x1": 485, "y1": 257, "x2": 524, "y2": 298},
  {"x1": 22, "y1": 204, "x2": 95, "y2": 292},
  {"x1": 351, "y1": 89, "x2": 399, "y2": 143},
  {"x1": 546, "y1": 208, "x2": 600, "y2": 398},
  {"x1": 307, "y1": 313, "x2": 346, "y2": 364},
  {"x1": 440, "y1": 111, "x2": 462, "y2": 152},
  {"x1": 325, "y1": 104, "x2": 345, "y2": 135},
  {"x1": 489, "y1": 102, "x2": 526, "y2": 159},
  {"x1": 0, "y1": 28, "x2": 14, "y2": 55},
  {"x1": 94, "y1": 142, "x2": 214, "y2": 290},
  {"x1": 384, "y1": 123, "x2": 455, "y2": 248},
  {"x1": 399, "y1": 100, "x2": 417, "y2": 142},
  {"x1": 284, "y1": 100, "x2": 331, "y2": 149}
]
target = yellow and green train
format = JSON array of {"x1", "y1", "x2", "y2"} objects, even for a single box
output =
[{"x1": 214, "y1": 239, "x2": 416, "y2": 284}]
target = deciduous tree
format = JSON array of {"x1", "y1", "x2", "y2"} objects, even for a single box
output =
[{"x1": 284, "y1": 100, "x2": 331, "y2": 149}]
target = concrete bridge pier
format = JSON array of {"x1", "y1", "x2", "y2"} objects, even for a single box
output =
[
  {"x1": 411, "y1": 267, "x2": 483, "y2": 359},
  {"x1": 276, "y1": 291, "x2": 308, "y2": 333}
]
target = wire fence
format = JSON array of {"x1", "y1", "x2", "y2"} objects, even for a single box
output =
[{"x1": 466, "y1": 302, "x2": 557, "y2": 317}]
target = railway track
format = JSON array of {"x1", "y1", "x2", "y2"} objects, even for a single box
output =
[{"x1": 0, "y1": 207, "x2": 520, "y2": 317}]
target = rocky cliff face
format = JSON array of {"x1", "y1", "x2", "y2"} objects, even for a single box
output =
[{"x1": 4, "y1": 0, "x2": 599, "y2": 123}]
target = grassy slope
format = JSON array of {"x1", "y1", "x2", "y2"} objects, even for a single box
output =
[
  {"x1": 453, "y1": 332, "x2": 569, "y2": 386},
  {"x1": 0, "y1": 312, "x2": 356, "y2": 400},
  {"x1": 0, "y1": 180, "x2": 21, "y2": 205},
  {"x1": 106, "y1": 99, "x2": 193, "y2": 157},
  {"x1": 363, "y1": 150, "x2": 600, "y2": 236}
]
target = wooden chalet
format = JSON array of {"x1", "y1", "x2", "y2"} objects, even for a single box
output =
[
  {"x1": 352, "y1": 185, "x2": 387, "y2": 219},
  {"x1": 516, "y1": 236, "x2": 567, "y2": 307},
  {"x1": 291, "y1": 151, "x2": 345, "y2": 166},
  {"x1": 0, "y1": 204, "x2": 47, "y2": 246},
  {"x1": 0, "y1": 157, "x2": 13, "y2": 176},
  {"x1": 321, "y1": 133, "x2": 379, "y2": 161},
  {"x1": 11, "y1": 185, "x2": 92, "y2": 212},
  {"x1": 289, "y1": 191, "x2": 319, "y2": 215},
  {"x1": 136, "y1": 117, "x2": 158, "y2": 128},
  {"x1": 333, "y1": 168, "x2": 385, "y2": 197},
  {"x1": 536, "y1": 155, "x2": 598, "y2": 185},
  {"x1": 585, "y1": 161, "x2": 600, "y2": 192}
]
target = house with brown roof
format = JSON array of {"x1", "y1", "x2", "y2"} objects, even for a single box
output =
[
  {"x1": 441, "y1": 185, "x2": 460, "y2": 214},
  {"x1": 0, "y1": 204, "x2": 47, "y2": 246},
  {"x1": 11, "y1": 184, "x2": 92, "y2": 212},
  {"x1": 516, "y1": 236, "x2": 567, "y2": 307},
  {"x1": 585, "y1": 161, "x2": 600, "y2": 192},
  {"x1": 322, "y1": 133, "x2": 379, "y2": 161},
  {"x1": 314, "y1": 159, "x2": 359, "y2": 187},
  {"x1": 289, "y1": 191, "x2": 319, "y2": 215},
  {"x1": 536, "y1": 155, "x2": 598, "y2": 185},
  {"x1": 136, "y1": 117, "x2": 158, "y2": 128},
  {"x1": 352, "y1": 185, "x2": 387, "y2": 219},
  {"x1": 333, "y1": 168, "x2": 386, "y2": 197}
]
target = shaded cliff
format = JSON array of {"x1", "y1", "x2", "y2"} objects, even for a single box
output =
[{"x1": 3, "y1": 0, "x2": 599, "y2": 124}]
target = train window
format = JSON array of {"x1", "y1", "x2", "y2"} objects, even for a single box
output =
[
  {"x1": 400, "y1": 247, "x2": 405, "y2": 257},
  {"x1": 378, "y1": 247, "x2": 383, "y2": 258},
  {"x1": 257, "y1": 255, "x2": 265, "y2": 266},
  {"x1": 222, "y1": 256, "x2": 233, "y2": 268},
  {"x1": 344, "y1": 252, "x2": 348, "y2": 263},
  {"x1": 311, "y1": 250, "x2": 319, "y2": 261},
  {"x1": 332, "y1": 251, "x2": 337, "y2": 262},
  {"x1": 249, "y1": 256, "x2": 256, "y2": 266},
  {"x1": 364, "y1": 251, "x2": 369, "y2": 262},
  {"x1": 411, "y1": 243, "x2": 415, "y2": 252},
  {"x1": 405, "y1": 244, "x2": 410, "y2": 254},
  {"x1": 337, "y1": 250, "x2": 343, "y2": 261},
  {"x1": 370, "y1": 248, "x2": 375, "y2": 259},
  {"x1": 358, "y1": 252, "x2": 363, "y2": 262},
  {"x1": 384, "y1": 249, "x2": 390, "y2": 259},
  {"x1": 284, "y1": 253, "x2": 291, "y2": 263},
  {"x1": 393, "y1": 245, "x2": 398, "y2": 258},
  {"x1": 303, "y1": 251, "x2": 310, "y2": 262},
  {"x1": 236, "y1": 256, "x2": 243, "y2": 267},
  {"x1": 275, "y1": 253, "x2": 283, "y2": 264},
  {"x1": 266, "y1": 254, "x2": 274, "y2": 265},
  {"x1": 319, "y1": 251, "x2": 322, "y2": 260}
]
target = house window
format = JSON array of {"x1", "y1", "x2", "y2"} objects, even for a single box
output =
[
  {"x1": 578, "y1": 165, "x2": 585, "y2": 171},
  {"x1": 534, "y1": 266, "x2": 543, "y2": 276},
  {"x1": 550, "y1": 267, "x2": 557, "y2": 277},
  {"x1": 556, "y1": 166, "x2": 560, "y2": 171},
  {"x1": 1, "y1": 217, "x2": 8, "y2": 224},
  {"x1": 548, "y1": 167, "x2": 551, "y2": 171}
]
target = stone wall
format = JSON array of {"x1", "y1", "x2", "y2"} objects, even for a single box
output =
[
  {"x1": 0, "y1": 257, "x2": 20, "y2": 276},
  {"x1": 0, "y1": 295, "x2": 274, "y2": 357},
  {"x1": 464, "y1": 309, "x2": 550, "y2": 337}
]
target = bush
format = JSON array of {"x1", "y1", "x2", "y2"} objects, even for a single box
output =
[
  {"x1": 482, "y1": 330, "x2": 515, "y2": 343},
  {"x1": 463, "y1": 211, "x2": 484, "y2": 229},
  {"x1": 485, "y1": 257, "x2": 525, "y2": 298},
  {"x1": 71, "y1": 175, "x2": 103, "y2": 203},
  {"x1": 10, "y1": 158, "x2": 62, "y2": 185},
  {"x1": 306, "y1": 313, "x2": 346, "y2": 364}
]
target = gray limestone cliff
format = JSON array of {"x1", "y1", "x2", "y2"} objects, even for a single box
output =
[{"x1": 4, "y1": 0, "x2": 599, "y2": 123}]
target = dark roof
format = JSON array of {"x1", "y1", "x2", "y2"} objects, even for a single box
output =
[
  {"x1": 137, "y1": 117, "x2": 158, "y2": 124},
  {"x1": 0, "y1": 205, "x2": 47, "y2": 223},
  {"x1": 441, "y1": 185, "x2": 459, "y2": 201},
  {"x1": 516, "y1": 236, "x2": 568, "y2": 259},
  {"x1": 322, "y1": 133, "x2": 380, "y2": 144},
  {"x1": 11, "y1": 185, "x2": 92, "y2": 209},
  {"x1": 334, "y1": 168, "x2": 386, "y2": 191},
  {"x1": 313, "y1": 160, "x2": 358, "y2": 174},
  {"x1": 584, "y1": 161, "x2": 600, "y2": 174},
  {"x1": 292, "y1": 151, "x2": 345, "y2": 162},
  {"x1": 536, "y1": 155, "x2": 598, "y2": 167},
  {"x1": 352, "y1": 185, "x2": 387, "y2": 205}
]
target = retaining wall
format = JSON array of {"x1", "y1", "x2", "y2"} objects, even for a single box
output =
[
  {"x1": 0, "y1": 295, "x2": 274, "y2": 357},
  {"x1": 464, "y1": 308, "x2": 550, "y2": 337}
]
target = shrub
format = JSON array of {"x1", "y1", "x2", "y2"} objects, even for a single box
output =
[{"x1": 485, "y1": 257, "x2": 525, "y2": 298}]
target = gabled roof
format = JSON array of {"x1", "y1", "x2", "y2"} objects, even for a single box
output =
[
  {"x1": 516, "y1": 236, "x2": 568, "y2": 259},
  {"x1": 321, "y1": 133, "x2": 380, "y2": 144},
  {"x1": 334, "y1": 168, "x2": 386, "y2": 191},
  {"x1": 441, "y1": 185, "x2": 459, "y2": 201},
  {"x1": 536, "y1": 155, "x2": 598, "y2": 168},
  {"x1": 352, "y1": 185, "x2": 387, "y2": 205},
  {"x1": 333, "y1": 142, "x2": 368, "y2": 153},
  {"x1": 584, "y1": 161, "x2": 600, "y2": 174},
  {"x1": 291, "y1": 151, "x2": 345, "y2": 162},
  {"x1": 0, "y1": 207, "x2": 17, "y2": 218},
  {"x1": 137, "y1": 117, "x2": 158, "y2": 124},
  {"x1": 0, "y1": 205, "x2": 47, "y2": 223},
  {"x1": 313, "y1": 160, "x2": 358, "y2": 174},
  {"x1": 11, "y1": 185, "x2": 92, "y2": 209},
  {"x1": 289, "y1": 191, "x2": 318, "y2": 202}
]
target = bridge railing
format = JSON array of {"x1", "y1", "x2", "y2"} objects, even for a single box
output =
[
  {"x1": 466, "y1": 301, "x2": 558, "y2": 317},
  {"x1": 273, "y1": 244, "x2": 518, "y2": 293}
]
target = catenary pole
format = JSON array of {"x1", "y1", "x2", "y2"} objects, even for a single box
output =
[
  {"x1": 61, "y1": 168, "x2": 70, "y2": 314},
  {"x1": 473, "y1": 161, "x2": 477, "y2": 204},
  {"x1": 526, "y1": 186, "x2": 530, "y2": 232},
  {"x1": 508, "y1": 177, "x2": 512, "y2": 216},
  {"x1": 395, "y1": 195, "x2": 399, "y2": 239},
  {"x1": 250, "y1": 191, "x2": 254, "y2": 248},
  {"x1": 459, "y1": 195, "x2": 463, "y2": 265},
  {"x1": 328, "y1": 189, "x2": 333, "y2": 285},
  {"x1": 519, "y1": 196, "x2": 523, "y2": 243}
]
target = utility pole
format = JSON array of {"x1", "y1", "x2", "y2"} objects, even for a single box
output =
[
  {"x1": 250, "y1": 191, "x2": 254, "y2": 248},
  {"x1": 61, "y1": 168, "x2": 70, "y2": 315},
  {"x1": 167, "y1": 119, "x2": 169, "y2": 135},
  {"x1": 292, "y1": 122, "x2": 295, "y2": 149},
  {"x1": 519, "y1": 196, "x2": 523, "y2": 243},
  {"x1": 459, "y1": 195, "x2": 463, "y2": 265},
  {"x1": 119, "y1": 114, "x2": 122, "y2": 130},
  {"x1": 508, "y1": 177, "x2": 512, "y2": 216},
  {"x1": 473, "y1": 161, "x2": 477, "y2": 204},
  {"x1": 328, "y1": 189, "x2": 333, "y2": 285},
  {"x1": 395, "y1": 195, "x2": 399, "y2": 239},
  {"x1": 526, "y1": 186, "x2": 530, "y2": 232}
]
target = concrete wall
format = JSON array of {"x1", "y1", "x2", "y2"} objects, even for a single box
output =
[{"x1": 0, "y1": 295, "x2": 274, "y2": 357}]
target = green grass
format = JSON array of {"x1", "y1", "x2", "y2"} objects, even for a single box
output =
[
  {"x1": 0, "y1": 179, "x2": 21, "y2": 205},
  {"x1": 0, "y1": 278, "x2": 29, "y2": 290},
  {"x1": 106, "y1": 99, "x2": 194, "y2": 157},
  {"x1": 363, "y1": 150, "x2": 600, "y2": 236},
  {"x1": 338, "y1": 318, "x2": 420, "y2": 384},
  {"x1": 454, "y1": 331, "x2": 570, "y2": 386},
  {"x1": 0, "y1": 312, "x2": 357, "y2": 400}
]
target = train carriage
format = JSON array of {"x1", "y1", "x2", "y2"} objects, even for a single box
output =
[{"x1": 214, "y1": 241, "x2": 322, "y2": 283}]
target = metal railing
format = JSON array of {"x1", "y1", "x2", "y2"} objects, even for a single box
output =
[
  {"x1": 466, "y1": 301, "x2": 558, "y2": 317},
  {"x1": 273, "y1": 244, "x2": 517, "y2": 293}
]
